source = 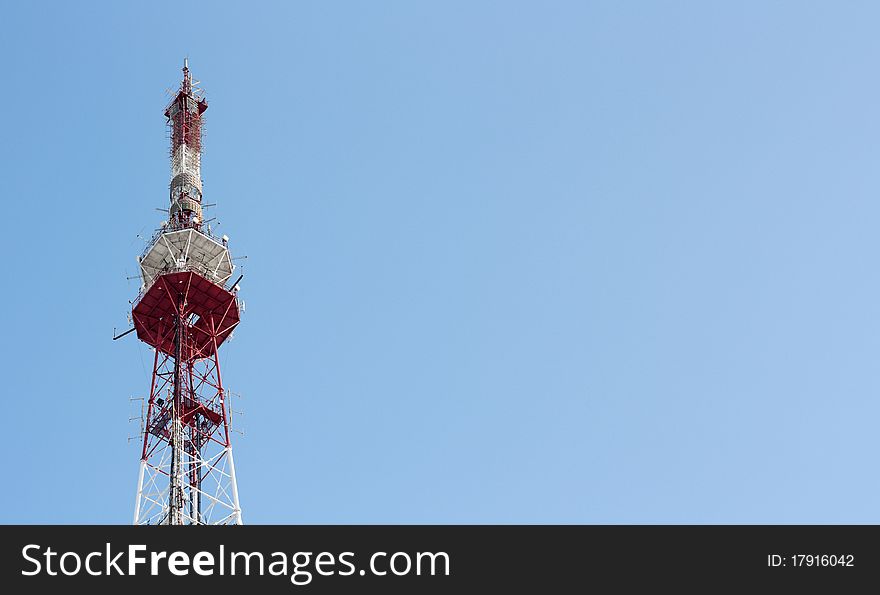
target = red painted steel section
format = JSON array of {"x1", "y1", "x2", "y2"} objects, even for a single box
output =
[
  {"x1": 132, "y1": 271, "x2": 240, "y2": 358},
  {"x1": 165, "y1": 63, "x2": 207, "y2": 154}
]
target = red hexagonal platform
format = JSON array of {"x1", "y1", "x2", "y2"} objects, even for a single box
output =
[{"x1": 132, "y1": 271, "x2": 239, "y2": 359}]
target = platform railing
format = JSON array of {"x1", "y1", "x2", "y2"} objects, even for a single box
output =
[{"x1": 134, "y1": 261, "x2": 240, "y2": 308}]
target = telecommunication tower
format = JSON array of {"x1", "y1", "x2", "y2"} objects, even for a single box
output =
[{"x1": 125, "y1": 60, "x2": 244, "y2": 525}]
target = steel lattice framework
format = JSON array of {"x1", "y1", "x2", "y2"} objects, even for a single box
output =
[{"x1": 129, "y1": 61, "x2": 244, "y2": 525}]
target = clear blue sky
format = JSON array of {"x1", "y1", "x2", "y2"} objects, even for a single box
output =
[{"x1": 2, "y1": 1, "x2": 879, "y2": 523}]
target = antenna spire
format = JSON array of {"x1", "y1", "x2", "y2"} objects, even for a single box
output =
[{"x1": 165, "y1": 59, "x2": 206, "y2": 229}]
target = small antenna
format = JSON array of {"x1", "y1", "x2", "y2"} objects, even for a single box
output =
[
  {"x1": 113, "y1": 327, "x2": 136, "y2": 341},
  {"x1": 128, "y1": 397, "x2": 145, "y2": 443}
]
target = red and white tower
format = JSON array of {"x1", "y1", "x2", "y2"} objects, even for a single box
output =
[{"x1": 129, "y1": 60, "x2": 243, "y2": 525}]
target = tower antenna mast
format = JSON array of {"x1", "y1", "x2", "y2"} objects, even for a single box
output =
[{"x1": 127, "y1": 60, "x2": 245, "y2": 525}]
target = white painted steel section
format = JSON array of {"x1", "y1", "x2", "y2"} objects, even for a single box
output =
[
  {"x1": 134, "y1": 429, "x2": 242, "y2": 524},
  {"x1": 171, "y1": 144, "x2": 201, "y2": 186},
  {"x1": 138, "y1": 229, "x2": 234, "y2": 288},
  {"x1": 133, "y1": 460, "x2": 146, "y2": 525},
  {"x1": 227, "y1": 447, "x2": 244, "y2": 525}
]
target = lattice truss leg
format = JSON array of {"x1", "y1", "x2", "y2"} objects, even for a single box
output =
[{"x1": 133, "y1": 338, "x2": 242, "y2": 525}]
